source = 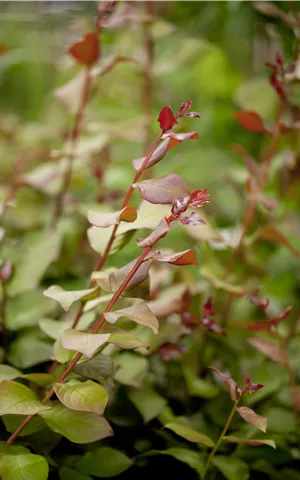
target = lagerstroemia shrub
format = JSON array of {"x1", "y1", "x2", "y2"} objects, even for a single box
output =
[{"x1": 0, "y1": 2, "x2": 300, "y2": 480}]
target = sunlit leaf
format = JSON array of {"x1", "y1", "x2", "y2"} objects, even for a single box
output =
[
  {"x1": 236, "y1": 406, "x2": 267, "y2": 432},
  {"x1": 134, "y1": 174, "x2": 189, "y2": 205},
  {"x1": 61, "y1": 330, "x2": 111, "y2": 358},
  {"x1": 0, "y1": 381, "x2": 50, "y2": 415},
  {"x1": 104, "y1": 303, "x2": 159, "y2": 335},
  {"x1": 164, "y1": 422, "x2": 214, "y2": 447},
  {"x1": 43, "y1": 285, "x2": 99, "y2": 312},
  {"x1": 87, "y1": 206, "x2": 137, "y2": 228},
  {"x1": 53, "y1": 379, "x2": 108, "y2": 415},
  {"x1": 0, "y1": 453, "x2": 48, "y2": 480}
]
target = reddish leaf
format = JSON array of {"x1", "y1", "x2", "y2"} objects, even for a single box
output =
[
  {"x1": 68, "y1": 33, "x2": 100, "y2": 65},
  {"x1": 151, "y1": 249, "x2": 198, "y2": 266},
  {"x1": 0, "y1": 261, "x2": 12, "y2": 281},
  {"x1": 271, "y1": 305, "x2": 292, "y2": 326},
  {"x1": 134, "y1": 174, "x2": 189, "y2": 205},
  {"x1": 88, "y1": 206, "x2": 137, "y2": 228},
  {"x1": 179, "y1": 212, "x2": 206, "y2": 226},
  {"x1": 234, "y1": 111, "x2": 269, "y2": 133},
  {"x1": 236, "y1": 406, "x2": 267, "y2": 432},
  {"x1": 202, "y1": 297, "x2": 216, "y2": 316},
  {"x1": 133, "y1": 138, "x2": 170, "y2": 171},
  {"x1": 137, "y1": 218, "x2": 170, "y2": 248},
  {"x1": 244, "y1": 290, "x2": 270, "y2": 311},
  {"x1": 158, "y1": 106, "x2": 178, "y2": 131},
  {"x1": 163, "y1": 131, "x2": 199, "y2": 149},
  {"x1": 249, "y1": 322, "x2": 271, "y2": 331},
  {"x1": 224, "y1": 436, "x2": 276, "y2": 449},
  {"x1": 245, "y1": 378, "x2": 264, "y2": 394},
  {"x1": 231, "y1": 144, "x2": 262, "y2": 181},
  {"x1": 189, "y1": 189, "x2": 210, "y2": 208},
  {"x1": 178, "y1": 100, "x2": 193, "y2": 116},
  {"x1": 0, "y1": 44, "x2": 10, "y2": 57},
  {"x1": 171, "y1": 196, "x2": 190, "y2": 216},
  {"x1": 201, "y1": 317, "x2": 225, "y2": 336},
  {"x1": 209, "y1": 367, "x2": 238, "y2": 401},
  {"x1": 248, "y1": 338, "x2": 285, "y2": 364},
  {"x1": 181, "y1": 312, "x2": 198, "y2": 331},
  {"x1": 158, "y1": 343, "x2": 183, "y2": 362}
]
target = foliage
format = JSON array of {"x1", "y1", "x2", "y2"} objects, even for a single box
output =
[{"x1": 0, "y1": 2, "x2": 300, "y2": 480}]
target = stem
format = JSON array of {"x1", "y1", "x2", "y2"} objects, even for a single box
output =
[
  {"x1": 202, "y1": 400, "x2": 239, "y2": 479},
  {"x1": 7, "y1": 217, "x2": 173, "y2": 443},
  {"x1": 50, "y1": 65, "x2": 92, "y2": 229},
  {"x1": 0, "y1": 278, "x2": 8, "y2": 363},
  {"x1": 278, "y1": 334, "x2": 297, "y2": 407}
]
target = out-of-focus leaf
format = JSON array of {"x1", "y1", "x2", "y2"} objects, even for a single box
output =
[
  {"x1": 22, "y1": 373, "x2": 55, "y2": 388},
  {"x1": 134, "y1": 174, "x2": 189, "y2": 205},
  {"x1": 128, "y1": 387, "x2": 167, "y2": 423},
  {"x1": 2, "y1": 415, "x2": 45, "y2": 436},
  {"x1": 101, "y1": 324, "x2": 149, "y2": 350},
  {"x1": 213, "y1": 456, "x2": 249, "y2": 480},
  {"x1": 8, "y1": 331, "x2": 53, "y2": 369},
  {"x1": 164, "y1": 423, "x2": 214, "y2": 447},
  {"x1": 76, "y1": 447, "x2": 133, "y2": 478},
  {"x1": 61, "y1": 330, "x2": 111, "y2": 358},
  {"x1": 68, "y1": 33, "x2": 100, "y2": 65},
  {"x1": 43, "y1": 285, "x2": 99, "y2": 312},
  {"x1": 39, "y1": 402, "x2": 113, "y2": 444},
  {"x1": 0, "y1": 380, "x2": 50, "y2": 415},
  {"x1": 142, "y1": 448, "x2": 204, "y2": 476},
  {"x1": 74, "y1": 354, "x2": 114, "y2": 383},
  {"x1": 104, "y1": 303, "x2": 159, "y2": 335},
  {"x1": 247, "y1": 338, "x2": 285, "y2": 364},
  {"x1": 209, "y1": 367, "x2": 238, "y2": 401},
  {"x1": 236, "y1": 406, "x2": 267, "y2": 432},
  {"x1": 224, "y1": 436, "x2": 276, "y2": 449},
  {"x1": 6, "y1": 290, "x2": 55, "y2": 331},
  {"x1": 87, "y1": 206, "x2": 137, "y2": 228},
  {"x1": 53, "y1": 379, "x2": 108, "y2": 415},
  {"x1": 234, "y1": 111, "x2": 270, "y2": 133},
  {"x1": 201, "y1": 267, "x2": 245, "y2": 295},
  {"x1": 136, "y1": 218, "x2": 170, "y2": 248},
  {"x1": 252, "y1": 225, "x2": 299, "y2": 258},
  {"x1": 0, "y1": 365, "x2": 22, "y2": 383},
  {"x1": 114, "y1": 352, "x2": 148, "y2": 388},
  {"x1": 39, "y1": 312, "x2": 95, "y2": 341},
  {"x1": 59, "y1": 468, "x2": 93, "y2": 480}
]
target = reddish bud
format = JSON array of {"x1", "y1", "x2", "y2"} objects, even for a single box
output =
[
  {"x1": 158, "y1": 343, "x2": 183, "y2": 362},
  {"x1": 178, "y1": 100, "x2": 193, "y2": 116},
  {"x1": 179, "y1": 212, "x2": 205, "y2": 226},
  {"x1": 171, "y1": 196, "x2": 190, "y2": 217},
  {"x1": 275, "y1": 52, "x2": 283, "y2": 66},
  {"x1": 245, "y1": 290, "x2": 270, "y2": 311},
  {"x1": 68, "y1": 33, "x2": 100, "y2": 65},
  {"x1": 158, "y1": 106, "x2": 178, "y2": 131},
  {"x1": 238, "y1": 377, "x2": 264, "y2": 396},
  {"x1": 182, "y1": 312, "x2": 198, "y2": 331},
  {"x1": 271, "y1": 305, "x2": 292, "y2": 327},
  {"x1": 189, "y1": 189, "x2": 210, "y2": 208},
  {"x1": 0, "y1": 261, "x2": 12, "y2": 282},
  {"x1": 202, "y1": 296, "x2": 216, "y2": 316},
  {"x1": 201, "y1": 317, "x2": 225, "y2": 336}
]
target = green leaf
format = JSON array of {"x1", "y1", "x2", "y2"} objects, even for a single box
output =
[
  {"x1": 39, "y1": 312, "x2": 95, "y2": 341},
  {"x1": 3, "y1": 415, "x2": 45, "y2": 436},
  {"x1": 6, "y1": 290, "x2": 55, "y2": 331},
  {"x1": 43, "y1": 285, "x2": 99, "y2": 312},
  {"x1": 53, "y1": 337, "x2": 77, "y2": 364},
  {"x1": 236, "y1": 406, "x2": 267, "y2": 433},
  {"x1": 9, "y1": 230, "x2": 62, "y2": 295},
  {"x1": 0, "y1": 365, "x2": 22, "y2": 382},
  {"x1": 224, "y1": 436, "x2": 276, "y2": 449},
  {"x1": 0, "y1": 453, "x2": 48, "y2": 480},
  {"x1": 53, "y1": 379, "x2": 108, "y2": 415},
  {"x1": 143, "y1": 448, "x2": 204, "y2": 476},
  {"x1": 74, "y1": 354, "x2": 114, "y2": 383},
  {"x1": 213, "y1": 456, "x2": 249, "y2": 480},
  {"x1": 101, "y1": 324, "x2": 149, "y2": 350},
  {"x1": 8, "y1": 330, "x2": 53, "y2": 369},
  {"x1": 0, "y1": 381, "x2": 51, "y2": 415},
  {"x1": 114, "y1": 352, "x2": 148, "y2": 388},
  {"x1": 164, "y1": 423, "x2": 214, "y2": 447},
  {"x1": 128, "y1": 388, "x2": 167, "y2": 423},
  {"x1": 59, "y1": 468, "x2": 93, "y2": 480},
  {"x1": 200, "y1": 266, "x2": 245, "y2": 295},
  {"x1": 77, "y1": 447, "x2": 133, "y2": 478},
  {"x1": 61, "y1": 330, "x2": 111, "y2": 358},
  {"x1": 0, "y1": 444, "x2": 30, "y2": 459},
  {"x1": 22, "y1": 373, "x2": 55, "y2": 387},
  {"x1": 104, "y1": 303, "x2": 159, "y2": 335},
  {"x1": 39, "y1": 402, "x2": 113, "y2": 444}
]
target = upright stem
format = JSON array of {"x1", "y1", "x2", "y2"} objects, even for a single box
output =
[
  {"x1": 202, "y1": 400, "x2": 239, "y2": 479},
  {"x1": 277, "y1": 333, "x2": 297, "y2": 408},
  {"x1": 50, "y1": 65, "x2": 92, "y2": 229},
  {"x1": 7, "y1": 216, "x2": 173, "y2": 444},
  {"x1": 0, "y1": 278, "x2": 8, "y2": 363}
]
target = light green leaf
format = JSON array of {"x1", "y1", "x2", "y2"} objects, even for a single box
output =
[
  {"x1": 59, "y1": 468, "x2": 93, "y2": 480},
  {"x1": 74, "y1": 354, "x2": 114, "y2": 383},
  {"x1": 87, "y1": 226, "x2": 134, "y2": 256},
  {"x1": 39, "y1": 402, "x2": 113, "y2": 444},
  {"x1": 104, "y1": 303, "x2": 159, "y2": 335},
  {"x1": 53, "y1": 337, "x2": 77, "y2": 364},
  {"x1": 43, "y1": 285, "x2": 99, "y2": 312},
  {"x1": 224, "y1": 436, "x2": 276, "y2": 449},
  {"x1": 77, "y1": 447, "x2": 133, "y2": 478},
  {"x1": 0, "y1": 381, "x2": 50, "y2": 415},
  {"x1": 114, "y1": 352, "x2": 148, "y2": 388},
  {"x1": 6, "y1": 290, "x2": 55, "y2": 331},
  {"x1": 213, "y1": 456, "x2": 249, "y2": 480},
  {"x1": 101, "y1": 324, "x2": 149, "y2": 350},
  {"x1": 165, "y1": 423, "x2": 214, "y2": 447},
  {"x1": 0, "y1": 365, "x2": 22, "y2": 382},
  {"x1": 128, "y1": 387, "x2": 167, "y2": 423},
  {"x1": 53, "y1": 379, "x2": 108, "y2": 415},
  {"x1": 0, "y1": 453, "x2": 48, "y2": 480},
  {"x1": 0, "y1": 444, "x2": 30, "y2": 459},
  {"x1": 143, "y1": 448, "x2": 204, "y2": 476},
  {"x1": 87, "y1": 206, "x2": 137, "y2": 228},
  {"x1": 22, "y1": 373, "x2": 55, "y2": 387},
  {"x1": 61, "y1": 330, "x2": 111, "y2": 358},
  {"x1": 9, "y1": 230, "x2": 62, "y2": 295},
  {"x1": 39, "y1": 312, "x2": 95, "y2": 341},
  {"x1": 200, "y1": 266, "x2": 245, "y2": 295}
]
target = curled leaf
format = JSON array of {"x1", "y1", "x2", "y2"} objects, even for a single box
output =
[
  {"x1": 236, "y1": 406, "x2": 267, "y2": 432},
  {"x1": 104, "y1": 303, "x2": 159, "y2": 335},
  {"x1": 209, "y1": 367, "x2": 238, "y2": 401},
  {"x1": 88, "y1": 206, "x2": 137, "y2": 228},
  {"x1": 68, "y1": 32, "x2": 100, "y2": 65},
  {"x1": 109, "y1": 258, "x2": 152, "y2": 293},
  {"x1": 43, "y1": 285, "x2": 99, "y2": 312},
  {"x1": 133, "y1": 138, "x2": 170, "y2": 171},
  {"x1": 162, "y1": 131, "x2": 199, "y2": 149},
  {"x1": 150, "y1": 249, "x2": 198, "y2": 266},
  {"x1": 158, "y1": 106, "x2": 178, "y2": 131},
  {"x1": 136, "y1": 218, "x2": 170, "y2": 248}
]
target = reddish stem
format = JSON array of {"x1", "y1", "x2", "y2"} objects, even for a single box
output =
[{"x1": 0, "y1": 278, "x2": 8, "y2": 363}]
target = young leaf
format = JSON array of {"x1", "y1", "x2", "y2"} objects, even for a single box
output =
[
  {"x1": 76, "y1": 447, "x2": 133, "y2": 478},
  {"x1": 134, "y1": 174, "x2": 189, "y2": 205},
  {"x1": 68, "y1": 33, "x2": 100, "y2": 65},
  {"x1": 136, "y1": 218, "x2": 170, "y2": 248},
  {"x1": 179, "y1": 212, "x2": 205, "y2": 226},
  {"x1": 151, "y1": 249, "x2": 198, "y2": 266},
  {"x1": 213, "y1": 456, "x2": 249, "y2": 480},
  {"x1": 164, "y1": 422, "x2": 215, "y2": 447},
  {"x1": 162, "y1": 131, "x2": 199, "y2": 148},
  {"x1": 0, "y1": 381, "x2": 50, "y2": 415},
  {"x1": 128, "y1": 387, "x2": 167, "y2": 423},
  {"x1": 158, "y1": 105, "x2": 178, "y2": 131},
  {"x1": 224, "y1": 436, "x2": 276, "y2": 449},
  {"x1": 87, "y1": 206, "x2": 137, "y2": 228},
  {"x1": 61, "y1": 330, "x2": 111, "y2": 358},
  {"x1": 247, "y1": 338, "x2": 285, "y2": 364},
  {"x1": 236, "y1": 406, "x2": 267, "y2": 432},
  {"x1": 234, "y1": 111, "x2": 270, "y2": 133},
  {"x1": 39, "y1": 402, "x2": 113, "y2": 444},
  {"x1": 133, "y1": 138, "x2": 170, "y2": 171},
  {"x1": 104, "y1": 303, "x2": 159, "y2": 335},
  {"x1": 209, "y1": 367, "x2": 238, "y2": 401},
  {"x1": 53, "y1": 379, "x2": 108, "y2": 415},
  {"x1": 0, "y1": 453, "x2": 48, "y2": 480},
  {"x1": 43, "y1": 285, "x2": 99, "y2": 312}
]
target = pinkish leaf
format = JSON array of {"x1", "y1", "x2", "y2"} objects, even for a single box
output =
[
  {"x1": 179, "y1": 212, "x2": 206, "y2": 226},
  {"x1": 151, "y1": 249, "x2": 198, "y2": 266},
  {"x1": 201, "y1": 317, "x2": 225, "y2": 336},
  {"x1": 158, "y1": 343, "x2": 183, "y2": 362},
  {"x1": 185, "y1": 112, "x2": 201, "y2": 118},
  {"x1": 209, "y1": 367, "x2": 238, "y2": 401},
  {"x1": 109, "y1": 257, "x2": 152, "y2": 293},
  {"x1": 88, "y1": 206, "x2": 137, "y2": 228},
  {"x1": 234, "y1": 111, "x2": 270, "y2": 133},
  {"x1": 134, "y1": 174, "x2": 189, "y2": 205},
  {"x1": 249, "y1": 322, "x2": 271, "y2": 331},
  {"x1": 163, "y1": 131, "x2": 199, "y2": 149},
  {"x1": 271, "y1": 305, "x2": 292, "y2": 326},
  {"x1": 189, "y1": 189, "x2": 210, "y2": 208},
  {"x1": 171, "y1": 196, "x2": 190, "y2": 216},
  {"x1": 178, "y1": 100, "x2": 193, "y2": 116},
  {"x1": 181, "y1": 312, "x2": 198, "y2": 331},
  {"x1": 248, "y1": 338, "x2": 285, "y2": 363},
  {"x1": 0, "y1": 261, "x2": 12, "y2": 281},
  {"x1": 137, "y1": 218, "x2": 170, "y2": 248},
  {"x1": 158, "y1": 106, "x2": 178, "y2": 131},
  {"x1": 231, "y1": 144, "x2": 262, "y2": 181},
  {"x1": 224, "y1": 436, "x2": 276, "y2": 449},
  {"x1": 202, "y1": 297, "x2": 216, "y2": 316},
  {"x1": 104, "y1": 303, "x2": 159, "y2": 335},
  {"x1": 133, "y1": 138, "x2": 170, "y2": 171},
  {"x1": 236, "y1": 406, "x2": 267, "y2": 432},
  {"x1": 68, "y1": 32, "x2": 100, "y2": 65}
]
